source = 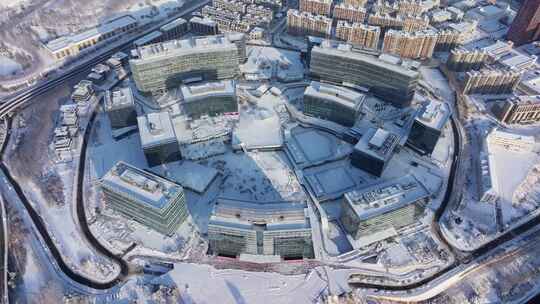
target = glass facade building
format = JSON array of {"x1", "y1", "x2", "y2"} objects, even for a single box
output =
[
  {"x1": 309, "y1": 40, "x2": 420, "y2": 107},
  {"x1": 130, "y1": 36, "x2": 241, "y2": 94},
  {"x1": 180, "y1": 80, "x2": 238, "y2": 119},
  {"x1": 340, "y1": 174, "x2": 429, "y2": 240},
  {"x1": 208, "y1": 198, "x2": 314, "y2": 259},
  {"x1": 303, "y1": 81, "x2": 365, "y2": 127},
  {"x1": 99, "y1": 161, "x2": 188, "y2": 235}
]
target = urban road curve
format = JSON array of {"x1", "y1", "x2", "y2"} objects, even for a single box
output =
[{"x1": 0, "y1": 0, "x2": 210, "y2": 291}]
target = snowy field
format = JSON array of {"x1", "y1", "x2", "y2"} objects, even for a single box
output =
[
  {"x1": 0, "y1": 56, "x2": 23, "y2": 76},
  {"x1": 170, "y1": 263, "x2": 328, "y2": 304},
  {"x1": 0, "y1": 0, "x2": 30, "y2": 8}
]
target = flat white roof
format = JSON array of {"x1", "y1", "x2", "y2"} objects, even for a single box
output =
[
  {"x1": 138, "y1": 112, "x2": 177, "y2": 148},
  {"x1": 105, "y1": 87, "x2": 134, "y2": 110},
  {"x1": 100, "y1": 161, "x2": 183, "y2": 210},
  {"x1": 354, "y1": 127, "x2": 400, "y2": 161},
  {"x1": 314, "y1": 41, "x2": 419, "y2": 78},
  {"x1": 181, "y1": 80, "x2": 235, "y2": 103},
  {"x1": 344, "y1": 174, "x2": 430, "y2": 221},
  {"x1": 209, "y1": 198, "x2": 311, "y2": 231},
  {"x1": 416, "y1": 100, "x2": 451, "y2": 131},
  {"x1": 304, "y1": 81, "x2": 365, "y2": 110},
  {"x1": 134, "y1": 35, "x2": 237, "y2": 61}
]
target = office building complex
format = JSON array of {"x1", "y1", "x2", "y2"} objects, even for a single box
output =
[
  {"x1": 287, "y1": 9, "x2": 333, "y2": 38},
  {"x1": 99, "y1": 161, "x2": 188, "y2": 235},
  {"x1": 333, "y1": 4, "x2": 367, "y2": 23},
  {"x1": 160, "y1": 17, "x2": 189, "y2": 41},
  {"x1": 351, "y1": 127, "x2": 400, "y2": 177},
  {"x1": 507, "y1": 0, "x2": 540, "y2": 46},
  {"x1": 309, "y1": 40, "x2": 420, "y2": 107},
  {"x1": 299, "y1": 0, "x2": 333, "y2": 16},
  {"x1": 462, "y1": 69, "x2": 522, "y2": 95},
  {"x1": 208, "y1": 198, "x2": 313, "y2": 259},
  {"x1": 340, "y1": 175, "x2": 429, "y2": 243},
  {"x1": 335, "y1": 21, "x2": 380, "y2": 49},
  {"x1": 180, "y1": 80, "x2": 238, "y2": 119},
  {"x1": 45, "y1": 15, "x2": 138, "y2": 60},
  {"x1": 447, "y1": 47, "x2": 487, "y2": 71},
  {"x1": 382, "y1": 29, "x2": 437, "y2": 59},
  {"x1": 104, "y1": 87, "x2": 137, "y2": 129},
  {"x1": 189, "y1": 17, "x2": 219, "y2": 35},
  {"x1": 303, "y1": 81, "x2": 365, "y2": 127},
  {"x1": 138, "y1": 112, "x2": 182, "y2": 166},
  {"x1": 130, "y1": 35, "x2": 240, "y2": 94},
  {"x1": 495, "y1": 95, "x2": 540, "y2": 124},
  {"x1": 407, "y1": 100, "x2": 451, "y2": 155}
]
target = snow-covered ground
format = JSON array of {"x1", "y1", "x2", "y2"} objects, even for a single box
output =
[
  {"x1": 0, "y1": 0, "x2": 30, "y2": 8},
  {"x1": 0, "y1": 56, "x2": 23, "y2": 76}
]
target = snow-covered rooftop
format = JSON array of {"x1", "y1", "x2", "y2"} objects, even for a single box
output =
[
  {"x1": 344, "y1": 174, "x2": 430, "y2": 221},
  {"x1": 354, "y1": 127, "x2": 400, "y2": 162},
  {"x1": 180, "y1": 80, "x2": 236, "y2": 103},
  {"x1": 135, "y1": 35, "x2": 236, "y2": 60},
  {"x1": 209, "y1": 198, "x2": 310, "y2": 230},
  {"x1": 314, "y1": 40, "x2": 419, "y2": 78},
  {"x1": 100, "y1": 161, "x2": 184, "y2": 209},
  {"x1": 415, "y1": 99, "x2": 451, "y2": 131},
  {"x1": 304, "y1": 81, "x2": 365, "y2": 110},
  {"x1": 138, "y1": 112, "x2": 177, "y2": 148},
  {"x1": 104, "y1": 87, "x2": 134, "y2": 111}
]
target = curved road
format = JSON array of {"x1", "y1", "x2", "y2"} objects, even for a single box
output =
[{"x1": 0, "y1": 0, "x2": 209, "y2": 291}]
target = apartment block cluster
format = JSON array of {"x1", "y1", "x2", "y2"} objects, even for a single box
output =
[
  {"x1": 287, "y1": 0, "x2": 470, "y2": 59},
  {"x1": 200, "y1": 0, "x2": 282, "y2": 36},
  {"x1": 495, "y1": 95, "x2": 540, "y2": 125},
  {"x1": 447, "y1": 39, "x2": 538, "y2": 97}
]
